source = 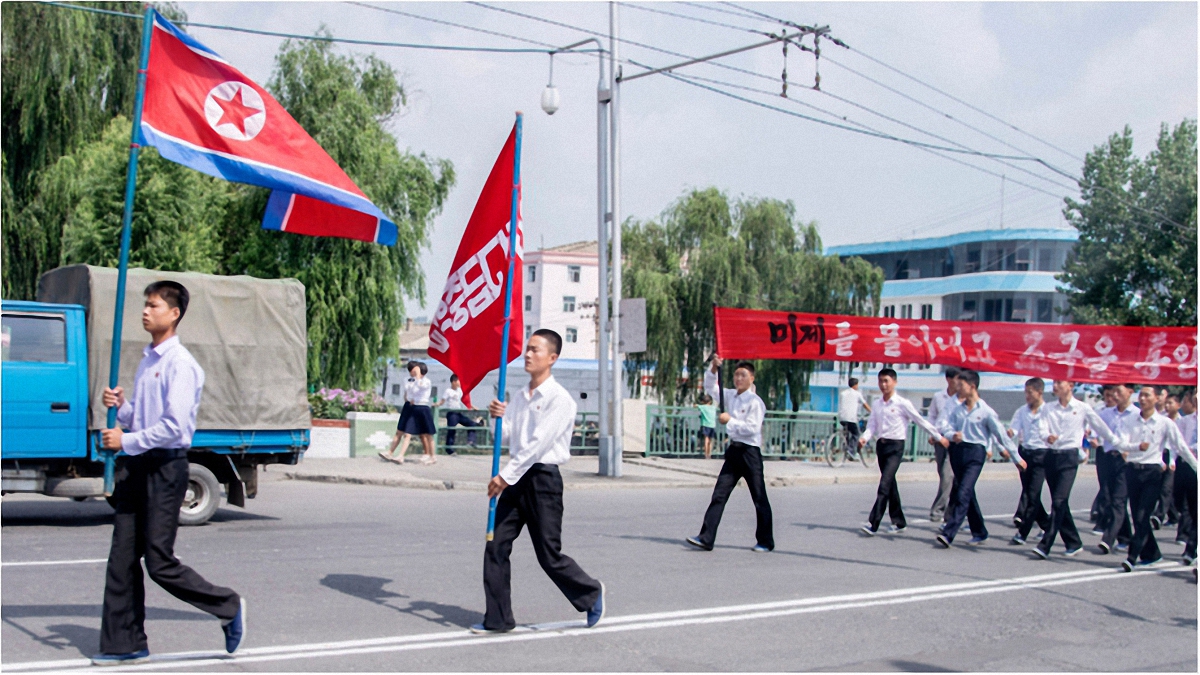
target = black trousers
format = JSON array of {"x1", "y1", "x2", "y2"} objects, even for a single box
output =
[
  {"x1": 943, "y1": 442, "x2": 987, "y2": 542},
  {"x1": 1015, "y1": 447, "x2": 1051, "y2": 538},
  {"x1": 100, "y1": 450, "x2": 240, "y2": 654},
  {"x1": 1091, "y1": 446, "x2": 1113, "y2": 525},
  {"x1": 868, "y1": 439, "x2": 907, "y2": 530},
  {"x1": 445, "y1": 411, "x2": 480, "y2": 448},
  {"x1": 698, "y1": 442, "x2": 774, "y2": 550},
  {"x1": 1175, "y1": 462, "x2": 1197, "y2": 559},
  {"x1": 1125, "y1": 463, "x2": 1165, "y2": 564},
  {"x1": 1101, "y1": 452, "x2": 1134, "y2": 547},
  {"x1": 483, "y1": 464, "x2": 601, "y2": 631},
  {"x1": 1035, "y1": 449, "x2": 1083, "y2": 554},
  {"x1": 1154, "y1": 455, "x2": 1178, "y2": 524},
  {"x1": 840, "y1": 421, "x2": 861, "y2": 454}
]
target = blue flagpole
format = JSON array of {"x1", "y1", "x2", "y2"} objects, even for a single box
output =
[
  {"x1": 102, "y1": 6, "x2": 155, "y2": 496},
  {"x1": 487, "y1": 112, "x2": 523, "y2": 541}
]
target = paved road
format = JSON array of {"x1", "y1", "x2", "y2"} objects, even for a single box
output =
[{"x1": 3, "y1": 471, "x2": 1195, "y2": 671}]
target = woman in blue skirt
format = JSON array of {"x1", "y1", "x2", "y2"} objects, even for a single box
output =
[{"x1": 380, "y1": 361, "x2": 439, "y2": 464}]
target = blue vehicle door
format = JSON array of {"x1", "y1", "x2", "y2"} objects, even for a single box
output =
[{"x1": 1, "y1": 306, "x2": 86, "y2": 458}]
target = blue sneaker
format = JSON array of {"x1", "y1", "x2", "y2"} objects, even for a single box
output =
[
  {"x1": 1116, "y1": 543, "x2": 1129, "y2": 553},
  {"x1": 966, "y1": 536, "x2": 988, "y2": 546},
  {"x1": 586, "y1": 582, "x2": 605, "y2": 628},
  {"x1": 91, "y1": 649, "x2": 150, "y2": 666},
  {"x1": 222, "y1": 598, "x2": 245, "y2": 654}
]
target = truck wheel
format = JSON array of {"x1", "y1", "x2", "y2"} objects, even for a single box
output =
[{"x1": 179, "y1": 463, "x2": 221, "y2": 526}]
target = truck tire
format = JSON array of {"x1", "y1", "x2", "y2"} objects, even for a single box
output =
[{"x1": 179, "y1": 463, "x2": 221, "y2": 526}]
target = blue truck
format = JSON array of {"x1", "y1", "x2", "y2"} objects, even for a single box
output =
[{"x1": 2, "y1": 265, "x2": 311, "y2": 525}]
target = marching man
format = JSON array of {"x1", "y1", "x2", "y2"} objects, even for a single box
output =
[
  {"x1": 94, "y1": 282, "x2": 244, "y2": 665},
  {"x1": 475, "y1": 329, "x2": 605, "y2": 633},
  {"x1": 686, "y1": 356, "x2": 773, "y2": 552}
]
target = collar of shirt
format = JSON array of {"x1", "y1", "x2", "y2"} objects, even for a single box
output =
[{"x1": 145, "y1": 335, "x2": 181, "y2": 359}]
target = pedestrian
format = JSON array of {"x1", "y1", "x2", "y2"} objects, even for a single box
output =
[
  {"x1": 926, "y1": 367, "x2": 962, "y2": 523},
  {"x1": 1113, "y1": 385, "x2": 1190, "y2": 572},
  {"x1": 838, "y1": 377, "x2": 871, "y2": 462},
  {"x1": 1090, "y1": 385, "x2": 1119, "y2": 526},
  {"x1": 1008, "y1": 378, "x2": 1053, "y2": 546},
  {"x1": 1173, "y1": 390, "x2": 1198, "y2": 568},
  {"x1": 440, "y1": 374, "x2": 480, "y2": 454},
  {"x1": 379, "y1": 361, "x2": 438, "y2": 465},
  {"x1": 93, "y1": 281, "x2": 244, "y2": 665},
  {"x1": 1034, "y1": 380, "x2": 1114, "y2": 559},
  {"x1": 1097, "y1": 384, "x2": 1138, "y2": 552},
  {"x1": 856, "y1": 368, "x2": 947, "y2": 537},
  {"x1": 697, "y1": 392, "x2": 717, "y2": 460},
  {"x1": 1154, "y1": 392, "x2": 1184, "y2": 530},
  {"x1": 473, "y1": 329, "x2": 605, "y2": 633},
  {"x1": 935, "y1": 369, "x2": 1019, "y2": 548},
  {"x1": 1173, "y1": 390, "x2": 1197, "y2": 551},
  {"x1": 685, "y1": 355, "x2": 773, "y2": 552}
]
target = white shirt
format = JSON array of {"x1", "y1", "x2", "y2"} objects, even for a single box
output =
[
  {"x1": 498, "y1": 375, "x2": 575, "y2": 485},
  {"x1": 1117, "y1": 411, "x2": 1189, "y2": 466},
  {"x1": 704, "y1": 370, "x2": 765, "y2": 448},
  {"x1": 116, "y1": 336, "x2": 204, "y2": 455},
  {"x1": 1044, "y1": 397, "x2": 1115, "y2": 451},
  {"x1": 1010, "y1": 403, "x2": 1052, "y2": 450},
  {"x1": 838, "y1": 387, "x2": 867, "y2": 423},
  {"x1": 1175, "y1": 413, "x2": 1199, "y2": 470},
  {"x1": 941, "y1": 398, "x2": 1019, "y2": 462},
  {"x1": 405, "y1": 377, "x2": 432, "y2": 406},
  {"x1": 1097, "y1": 405, "x2": 1137, "y2": 450},
  {"x1": 861, "y1": 393, "x2": 943, "y2": 445},
  {"x1": 926, "y1": 388, "x2": 959, "y2": 428},
  {"x1": 441, "y1": 386, "x2": 466, "y2": 410}
]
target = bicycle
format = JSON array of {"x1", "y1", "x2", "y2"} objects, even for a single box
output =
[{"x1": 825, "y1": 423, "x2": 877, "y2": 468}]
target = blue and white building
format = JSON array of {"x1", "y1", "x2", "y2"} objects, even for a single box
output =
[{"x1": 808, "y1": 227, "x2": 1079, "y2": 418}]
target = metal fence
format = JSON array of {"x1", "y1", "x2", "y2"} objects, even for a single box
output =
[
  {"x1": 646, "y1": 406, "x2": 840, "y2": 459},
  {"x1": 435, "y1": 409, "x2": 599, "y2": 455}
]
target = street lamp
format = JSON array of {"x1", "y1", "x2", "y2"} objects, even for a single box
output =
[{"x1": 540, "y1": 54, "x2": 561, "y2": 115}]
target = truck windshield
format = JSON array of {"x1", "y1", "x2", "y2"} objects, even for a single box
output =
[{"x1": 1, "y1": 313, "x2": 67, "y2": 363}]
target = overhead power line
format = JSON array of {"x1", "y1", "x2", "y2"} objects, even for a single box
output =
[
  {"x1": 42, "y1": 1, "x2": 592, "y2": 54},
  {"x1": 620, "y1": 3, "x2": 767, "y2": 36}
]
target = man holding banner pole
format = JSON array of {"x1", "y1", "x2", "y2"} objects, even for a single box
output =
[{"x1": 473, "y1": 329, "x2": 606, "y2": 633}]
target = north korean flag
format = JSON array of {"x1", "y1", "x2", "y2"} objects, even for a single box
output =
[{"x1": 139, "y1": 11, "x2": 396, "y2": 245}]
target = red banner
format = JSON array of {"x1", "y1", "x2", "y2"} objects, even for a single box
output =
[
  {"x1": 714, "y1": 307, "x2": 1198, "y2": 385},
  {"x1": 427, "y1": 125, "x2": 523, "y2": 406}
]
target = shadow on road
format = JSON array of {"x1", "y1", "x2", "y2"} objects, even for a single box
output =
[{"x1": 319, "y1": 574, "x2": 477, "y2": 629}]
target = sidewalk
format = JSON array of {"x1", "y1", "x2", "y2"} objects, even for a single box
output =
[{"x1": 279, "y1": 454, "x2": 1093, "y2": 492}]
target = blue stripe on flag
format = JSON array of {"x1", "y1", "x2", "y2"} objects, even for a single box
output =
[
  {"x1": 261, "y1": 191, "x2": 293, "y2": 231},
  {"x1": 152, "y1": 10, "x2": 224, "y2": 60}
]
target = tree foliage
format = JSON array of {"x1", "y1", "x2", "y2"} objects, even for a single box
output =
[
  {"x1": 2, "y1": 10, "x2": 455, "y2": 390},
  {"x1": 1060, "y1": 120, "x2": 1197, "y2": 327},
  {"x1": 623, "y1": 188, "x2": 883, "y2": 409}
]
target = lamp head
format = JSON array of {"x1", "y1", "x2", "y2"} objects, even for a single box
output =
[{"x1": 540, "y1": 85, "x2": 560, "y2": 115}]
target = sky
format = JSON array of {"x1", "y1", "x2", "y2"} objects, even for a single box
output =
[{"x1": 177, "y1": 1, "x2": 1198, "y2": 320}]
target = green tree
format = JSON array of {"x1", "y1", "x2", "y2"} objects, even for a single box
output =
[
  {"x1": 1, "y1": 2, "x2": 184, "y2": 299},
  {"x1": 218, "y1": 37, "x2": 455, "y2": 388},
  {"x1": 623, "y1": 188, "x2": 883, "y2": 409},
  {"x1": 1060, "y1": 120, "x2": 1197, "y2": 327}
]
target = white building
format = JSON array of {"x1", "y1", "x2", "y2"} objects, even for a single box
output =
[{"x1": 522, "y1": 241, "x2": 600, "y2": 360}]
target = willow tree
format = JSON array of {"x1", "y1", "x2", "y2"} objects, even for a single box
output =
[
  {"x1": 623, "y1": 188, "x2": 883, "y2": 410},
  {"x1": 218, "y1": 37, "x2": 455, "y2": 389},
  {"x1": 1, "y1": 2, "x2": 184, "y2": 299}
]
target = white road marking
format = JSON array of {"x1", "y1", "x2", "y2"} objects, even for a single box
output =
[
  {"x1": 1, "y1": 559, "x2": 107, "y2": 568},
  {"x1": 4, "y1": 562, "x2": 1189, "y2": 672}
]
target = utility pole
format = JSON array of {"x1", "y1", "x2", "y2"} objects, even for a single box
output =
[{"x1": 605, "y1": 0, "x2": 623, "y2": 477}]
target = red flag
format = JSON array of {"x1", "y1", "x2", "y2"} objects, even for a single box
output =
[{"x1": 427, "y1": 126, "x2": 523, "y2": 406}]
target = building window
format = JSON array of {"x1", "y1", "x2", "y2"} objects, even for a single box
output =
[
  {"x1": 565, "y1": 327, "x2": 578, "y2": 343},
  {"x1": 900, "y1": 304, "x2": 913, "y2": 320},
  {"x1": 563, "y1": 296, "x2": 576, "y2": 313},
  {"x1": 524, "y1": 295, "x2": 532, "y2": 311},
  {"x1": 528, "y1": 265, "x2": 537, "y2": 282},
  {"x1": 1011, "y1": 298, "x2": 1029, "y2": 322},
  {"x1": 883, "y1": 305, "x2": 895, "y2": 318},
  {"x1": 568, "y1": 265, "x2": 581, "y2": 283},
  {"x1": 525, "y1": 325, "x2": 533, "y2": 340},
  {"x1": 1038, "y1": 249, "x2": 1054, "y2": 272},
  {"x1": 1036, "y1": 298, "x2": 1053, "y2": 322},
  {"x1": 1015, "y1": 248, "x2": 1031, "y2": 271},
  {"x1": 392, "y1": 384, "x2": 401, "y2": 395},
  {"x1": 920, "y1": 304, "x2": 934, "y2": 320},
  {"x1": 966, "y1": 248, "x2": 981, "y2": 273},
  {"x1": 984, "y1": 298, "x2": 1013, "y2": 322},
  {"x1": 893, "y1": 259, "x2": 909, "y2": 280},
  {"x1": 961, "y1": 300, "x2": 977, "y2": 320},
  {"x1": 986, "y1": 248, "x2": 1004, "y2": 272}
]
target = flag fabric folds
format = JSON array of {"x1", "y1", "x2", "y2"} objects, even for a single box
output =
[
  {"x1": 139, "y1": 11, "x2": 396, "y2": 245},
  {"x1": 427, "y1": 126, "x2": 523, "y2": 406}
]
